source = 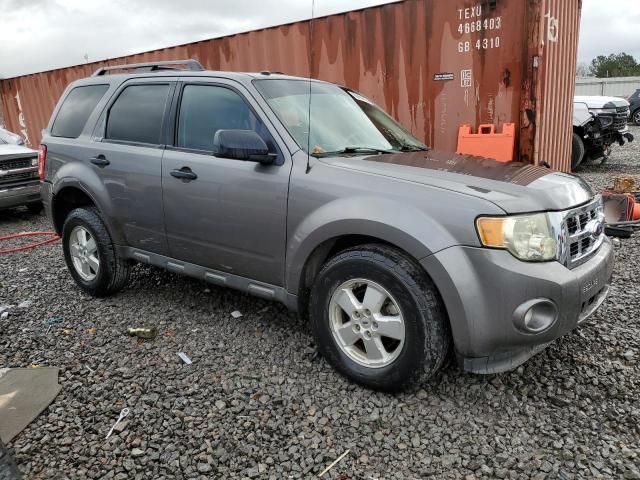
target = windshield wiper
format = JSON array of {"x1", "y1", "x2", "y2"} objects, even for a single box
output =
[{"x1": 314, "y1": 146, "x2": 394, "y2": 157}]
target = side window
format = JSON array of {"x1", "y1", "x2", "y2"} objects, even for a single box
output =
[
  {"x1": 177, "y1": 84, "x2": 273, "y2": 152},
  {"x1": 51, "y1": 84, "x2": 109, "y2": 138},
  {"x1": 106, "y1": 84, "x2": 170, "y2": 145}
]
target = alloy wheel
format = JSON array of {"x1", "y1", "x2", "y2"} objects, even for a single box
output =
[
  {"x1": 69, "y1": 226, "x2": 100, "y2": 281},
  {"x1": 328, "y1": 278, "x2": 405, "y2": 368}
]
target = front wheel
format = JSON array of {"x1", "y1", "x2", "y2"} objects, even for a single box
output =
[
  {"x1": 633, "y1": 109, "x2": 640, "y2": 126},
  {"x1": 62, "y1": 207, "x2": 130, "y2": 297},
  {"x1": 309, "y1": 244, "x2": 450, "y2": 391},
  {"x1": 571, "y1": 132, "x2": 586, "y2": 171}
]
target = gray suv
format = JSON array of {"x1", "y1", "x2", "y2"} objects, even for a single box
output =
[{"x1": 40, "y1": 60, "x2": 614, "y2": 390}]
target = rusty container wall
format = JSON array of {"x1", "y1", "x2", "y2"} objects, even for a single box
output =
[
  {"x1": 0, "y1": 0, "x2": 580, "y2": 171},
  {"x1": 533, "y1": 0, "x2": 582, "y2": 171}
]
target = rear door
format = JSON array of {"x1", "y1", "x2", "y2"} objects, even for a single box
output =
[
  {"x1": 161, "y1": 79, "x2": 291, "y2": 286},
  {"x1": 88, "y1": 78, "x2": 176, "y2": 255}
]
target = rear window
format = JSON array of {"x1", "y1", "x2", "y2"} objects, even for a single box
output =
[
  {"x1": 106, "y1": 84, "x2": 170, "y2": 145},
  {"x1": 51, "y1": 84, "x2": 109, "y2": 138}
]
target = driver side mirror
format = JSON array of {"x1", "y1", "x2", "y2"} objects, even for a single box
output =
[{"x1": 213, "y1": 129, "x2": 277, "y2": 165}]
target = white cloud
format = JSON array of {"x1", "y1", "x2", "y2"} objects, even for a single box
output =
[
  {"x1": 578, "y1": 0, "x2": 640, "y2": 64},
  {"x1": 0, "y1": 0, "x2": 399, "y2": 78}
]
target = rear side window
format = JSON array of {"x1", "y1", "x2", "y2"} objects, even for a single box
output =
[
  {"x1": 106, "y1": 84, "x2": 170, "y2": 145},
  {"x1": 51, "y1": 84, "x2": 109, "y2": 138}
]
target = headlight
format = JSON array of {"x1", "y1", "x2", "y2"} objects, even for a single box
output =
[
  {"x1": 31, "y1": 158, "x2": 38, "y2": 166},
  {"x1": 476, "y1": 213, "x2": 557, "y2": 261},
  {"x1": 597, "y1": 116, "x2": 614, "y2": 128}
]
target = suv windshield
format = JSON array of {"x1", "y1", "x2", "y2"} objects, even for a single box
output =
[{"x1": 254, "y1": 79, "x2": 427, "y2": 156}]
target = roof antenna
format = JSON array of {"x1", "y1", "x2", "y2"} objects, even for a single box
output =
[{"x1": 305, "y1": 0, "x2": 316, "y2": 174}]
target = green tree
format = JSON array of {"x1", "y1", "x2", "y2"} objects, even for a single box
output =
[{"x1": 589, "y1": 53, "x2": 640, "y2": 78}]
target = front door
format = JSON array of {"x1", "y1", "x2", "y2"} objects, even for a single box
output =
[{"x1": 161, "y1": 81, "x2": 291, "y2": 286}]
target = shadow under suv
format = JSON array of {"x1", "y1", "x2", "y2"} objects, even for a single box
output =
[{"x1": 40, "y1": 60, "x2": 614, "y2": 391}]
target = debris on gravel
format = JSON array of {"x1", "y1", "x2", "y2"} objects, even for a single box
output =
[{"x1": 1, "y1": 127, "x2": 639, "y2": 479}]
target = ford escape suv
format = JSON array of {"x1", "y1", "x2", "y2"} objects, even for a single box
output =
[{"x1": 40, "y1": 60, "x2": 614, "y2": 391}]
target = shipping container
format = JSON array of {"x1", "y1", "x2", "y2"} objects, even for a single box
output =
[{"x1": 0, "y1": 0, "x2": 581, "y2": 171}]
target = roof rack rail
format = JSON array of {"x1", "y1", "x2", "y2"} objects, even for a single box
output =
[{"x1": 92, "y1": 59, "x2": 205, "y2": 77}]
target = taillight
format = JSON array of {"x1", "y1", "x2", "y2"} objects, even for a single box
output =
[{"x1": 38, "y1": 144, "x2": 47, "y2": 180}]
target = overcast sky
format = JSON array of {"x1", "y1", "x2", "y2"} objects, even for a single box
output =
[{"x1": 0, "y1": 0, "x2": 637, "y2": 78}]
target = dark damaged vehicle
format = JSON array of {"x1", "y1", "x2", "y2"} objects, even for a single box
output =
[
  {"x1": 572, "y1": 95, "x2": 633, "y2": 169},
  {"x1": 39, "y1": 60, "x2": 614, "y2": 390}
]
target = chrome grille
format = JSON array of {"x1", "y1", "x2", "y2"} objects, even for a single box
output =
[
  {"x1": 558, "y1": 197, "x2": 605, "y2": 269},
  {"x1": 596, "y1": 109, "x2": 629, "y2": 132},
  {"x1": 0, "y1": 157, "x2": 33, "y2": 170},
  {"x1": 0, "y1": 171, "x2": 38, "y2": 187},
  {"x1": 613, "y1": 115, "x2": 628, "y2": 131},
  {"x1": 0, "y1": 156, "x2": 39, "y2": 188}
]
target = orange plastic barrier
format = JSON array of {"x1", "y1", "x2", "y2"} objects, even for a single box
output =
[{"x1": 456, "y1": 123, "x2": 516, "y2": 162}]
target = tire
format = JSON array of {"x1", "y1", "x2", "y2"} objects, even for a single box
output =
[
  {"x1": 309, "y1": 244, "x2": 450, "y2": 391},
  {"x1": 571, "y1": 132, "x2": 586, "y2": 171},
  {"x1": 62, "y1": 207, "x2": 130, "y2": 297},
  {"x1": 632, "y1": 109, "x2": 640, "y2": 126},
  {"x1": 0, "y1": 437, "x2": 22, "y2": 480},
  {"x1": 26, "y1": 202, "x2": 43, "y2": 215}
]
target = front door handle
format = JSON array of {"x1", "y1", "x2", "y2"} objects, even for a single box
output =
[
  {"x1": 90, "y1": 155, "x2": 110, "y2": 167},
  {"x1": 170, "y1": 167, "x2": 198, "y2": 181}
]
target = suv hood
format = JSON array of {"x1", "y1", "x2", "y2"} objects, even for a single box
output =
[
  {"x1": 0, "y1": 143, "x2": 37, "y2": 157},
  {"x1": 574, "y1": 95, "x2": 630, "y2": 109},
  {"x1": 320, "y1": 150, "x2": 593, "y2": 214}
]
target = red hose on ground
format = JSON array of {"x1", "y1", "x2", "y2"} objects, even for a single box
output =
[{"x1": 0, "y1": 231, "x2": 60, "y2": 255}]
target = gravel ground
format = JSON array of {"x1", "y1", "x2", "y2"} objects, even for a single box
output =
[{"x1": 1, "y1": 128, "x2": 639, "y2": 479}]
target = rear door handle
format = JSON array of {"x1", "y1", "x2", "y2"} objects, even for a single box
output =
[
  {"x1": 90, "y1": 155, "x2": 110, "y2": 167},
  {"x1": 170, "y1": 167, "x2": 198, "y2": 181}
]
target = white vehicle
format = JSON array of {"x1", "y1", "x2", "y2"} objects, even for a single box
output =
[
  {"x1": 572, "y1": 96, "x2": 634, "y2": 170},
  {"x1": 0, "y1": 137, "x2": 42, "y2": 212},
  {"x1": 0, "y1": 126, "x2": 25, "y2": 145}
]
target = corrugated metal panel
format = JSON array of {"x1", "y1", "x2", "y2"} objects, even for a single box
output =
[
  {"x1": 576, "y1": 76, "x2": 640, "y2": 97},
  {"x1": 533, "y1": 0, "x2": 582, "y2": 172},
  {"x1": 0, "y1": 0, "x2": 581, "y2": 171}
]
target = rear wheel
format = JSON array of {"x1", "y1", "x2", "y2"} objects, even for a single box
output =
[
  {"x1": 62, "y1": 207, "x2": 130, "y2": 297},
  {"x1": 632, "y1": 109, "x2": 640, "y2": 126},
  {"x1": 309, "y1": 244, "x2": 450, "y2": 391},
  {"x1": 571, "y1": 132, "x2": 586, "y2": 170}
]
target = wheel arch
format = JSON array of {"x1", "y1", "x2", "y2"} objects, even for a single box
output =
[
  {"x1": 292, "y1": 231, "x2": 453, "y2": 327},
  {"x1": 51, "y1": 179, "x2": 124, "y2": 244}
]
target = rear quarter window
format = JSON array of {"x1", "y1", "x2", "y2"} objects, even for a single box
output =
[{"x1": 51, "y1": 84, "x2": 109, "y2": 138}]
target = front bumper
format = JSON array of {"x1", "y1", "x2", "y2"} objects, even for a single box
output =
[
  {"x1": 422, "y1": 239, "x2": 614, "y2": 373},
  {"x1": 0, "y1": 181, "x2": 41, "y2": 210}
]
